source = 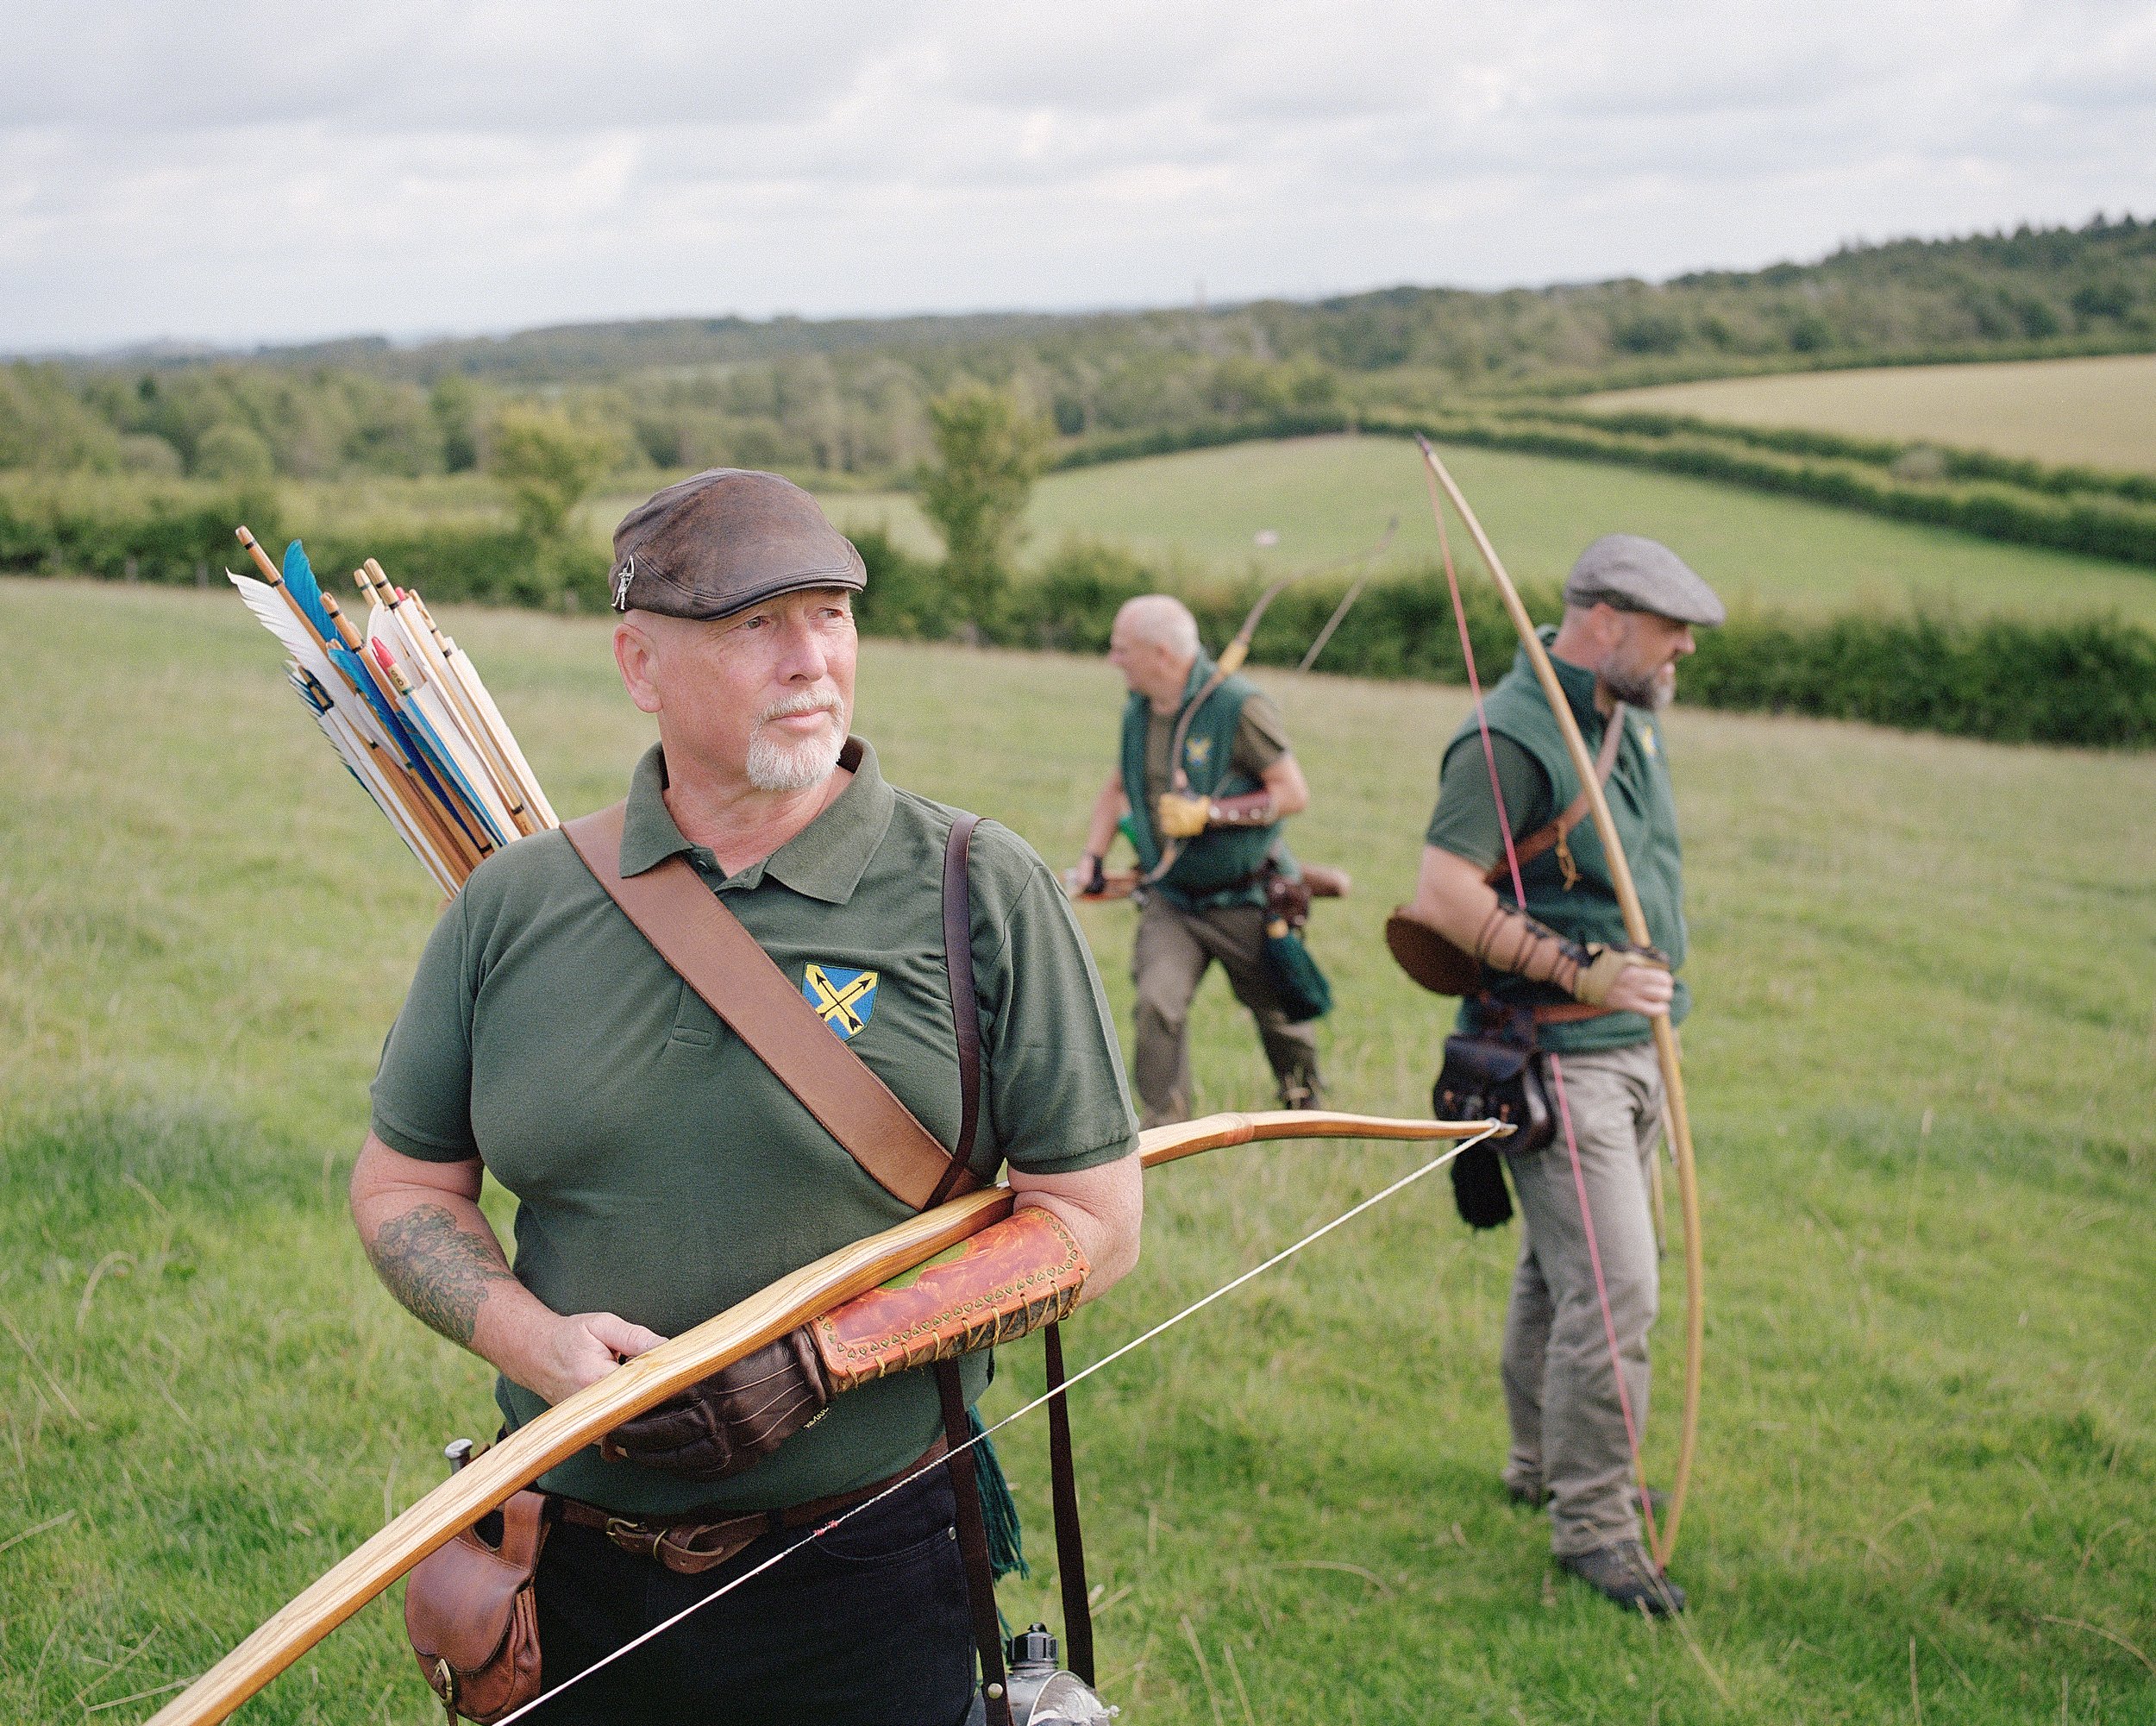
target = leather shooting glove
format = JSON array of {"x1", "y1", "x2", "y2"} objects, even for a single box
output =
[
  {"x1": 1572, "y1": 941, "x2": 1671, "y2": 1007},
  {"x1": 1154, "y1": 792, "x2": 1212, "y2": 838},
  {"x1": 599, "y1": 1330, "x2": 831, "y2": 1482}
]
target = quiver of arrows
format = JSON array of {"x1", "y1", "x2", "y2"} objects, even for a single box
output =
[{"x1": 229, "y1": 528, "x2": 558, "y2": 894}]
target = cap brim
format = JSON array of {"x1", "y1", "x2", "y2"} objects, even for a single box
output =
[{"x1": 624, "y1": 565, "x2": 866, "y2": 620}]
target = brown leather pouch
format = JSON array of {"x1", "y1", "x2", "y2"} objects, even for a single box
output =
[{"x1": 404, "y1": 1488, "x2": 549, "y2": 1723}]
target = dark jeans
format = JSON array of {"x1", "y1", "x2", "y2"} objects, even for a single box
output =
[{"x1": 527, "y1": 1467, "x2": 977, "y2": 1725}]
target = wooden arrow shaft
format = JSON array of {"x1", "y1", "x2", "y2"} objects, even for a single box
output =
[
  {"x1": 1416, "y1": 440, "x2": 1703, "y2": 1570},
  {"x1": 149, "y1": 1110, "x2": 1490, "y2": 1726}
]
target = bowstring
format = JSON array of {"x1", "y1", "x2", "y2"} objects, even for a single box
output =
[
  {"x1": 1421, "y1": 464, "x2": 1670, "y2": 1570},
  {"x1": 498, "y1": 1124, "x2": 1501, "y2": 1723}
]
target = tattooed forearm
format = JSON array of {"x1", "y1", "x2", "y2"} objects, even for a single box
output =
[{"x1": 366, "y1": 1202, "x2": 517, "y2": 1346}]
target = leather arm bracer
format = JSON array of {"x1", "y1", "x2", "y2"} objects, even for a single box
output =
[
  {"x1": 1472, "y1": 901, "x2": 1592, "y2": 994},
  {"x1": 810, "y1": 1207, "x2": 1091, "y2": 1392},
  {"x1": 1472, "y1": 903, "x2": 1670, "y2": 1007}
]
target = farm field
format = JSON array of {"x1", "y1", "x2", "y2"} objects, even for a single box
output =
[
  {"x1": 1586, "y1": 353, "x2": 2156, "y2": 475},
  {"x1": 2, "y1": 580, "x2": 2153, "y2": 1723},
  {"x1": 815, "y1": 434, "x2": 2156, "y2": 626}
]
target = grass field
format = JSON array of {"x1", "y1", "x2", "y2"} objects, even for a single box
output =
[
  {"x1": 814, "y1": 434, "x2": 2156, "y2": 628},
  {"x1": 3, "y1": 579, "x2": 2153, "y2": 1723},
  {"x1": 1586, "y1": 354, "x2": 2156, "y2": 476}
]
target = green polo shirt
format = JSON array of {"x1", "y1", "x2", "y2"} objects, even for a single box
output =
[{"x1": 370, "y1": 738, "x2": 1138, "y2": 1515}]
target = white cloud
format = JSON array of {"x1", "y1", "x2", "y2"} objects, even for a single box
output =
[{"x1": 0, "y1": 0, "x2": 2147, "y2": 350}]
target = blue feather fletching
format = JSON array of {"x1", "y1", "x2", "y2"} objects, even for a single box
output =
[{"x1": 281, "y1": 540, "x2": 338, "y2": 644}]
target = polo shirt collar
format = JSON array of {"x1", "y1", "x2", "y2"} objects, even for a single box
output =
[
  {"x1": 1522, "y1": 625, "x2": 1605, "y2": 737},
  {"x1": 616, "y1": 737, "x2": 896, "y2": 905}
]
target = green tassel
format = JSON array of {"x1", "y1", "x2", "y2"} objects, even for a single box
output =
[{"x1": 967, "y1": 1406, "x2": 1028, "y2": 1579}]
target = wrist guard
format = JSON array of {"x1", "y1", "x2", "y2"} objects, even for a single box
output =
[
  {"x1": 1571, "y1": 941, "x2": 1670, "y2": 1007},
  {"x1": 810, "y1": 1208, "x2": 1090, "y2": 1392},
  {"x1": 1473, "y1": 902, "x2": 1592, "y2": 994},
  {"x1": 1206, "y1": 790, "x2": 1277, "y2": 828}
]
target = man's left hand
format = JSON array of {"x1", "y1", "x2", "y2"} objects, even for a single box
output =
[
  {"x1": 601, "y1": 1331, "x2": 831, "y2": 1481},
  {"x1": 1155, "y1": 792, "x2": 1211, "y2": 838}
]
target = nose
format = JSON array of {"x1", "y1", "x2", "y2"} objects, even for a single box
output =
[
  {"x1": 774, "y1": 612, "x2": 833, "y2": 683},
  {"x1": 1673, "y1": 625, "x2": 1696, "y2": 659}
]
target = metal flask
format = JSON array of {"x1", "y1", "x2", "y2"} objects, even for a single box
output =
[{"x1": 993, "y1": 1623, "x2": 1118, "y2": 1725}]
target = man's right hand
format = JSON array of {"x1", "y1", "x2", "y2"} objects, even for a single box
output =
[
  {"x1": 600, "y1": 1331, "x2": 832, "y2": 1480},
  {"x1": 1073, "y1": 852, "x2": 1107, "y2": 897},
  {"x1": 514, "y1": 1309, "x2": 668, "y2": 1407}
]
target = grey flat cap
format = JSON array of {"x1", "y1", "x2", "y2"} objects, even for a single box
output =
[
  {"x1": 609, "y1": 469, "x2": 866, "y2": 618},
  {"x1": 1564, "y1": 534, "x2": 1726, "y2": 627}
]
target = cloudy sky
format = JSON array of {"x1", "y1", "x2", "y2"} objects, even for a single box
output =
[{"x1": 4, "y1": 1, "x2": 2150, "y2": 353}]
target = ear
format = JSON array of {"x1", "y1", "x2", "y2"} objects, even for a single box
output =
[{"x1": 613, "y1": 619, "x2": 665, "y2": 715}]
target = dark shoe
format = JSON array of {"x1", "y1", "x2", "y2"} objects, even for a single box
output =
[
  {"x1": 1557, "y1": 1541, "x2": 1687, "y2": 1615},
  {"x1": 1277, "y1": 1080, "x2": 1323, "y2": 1110}
]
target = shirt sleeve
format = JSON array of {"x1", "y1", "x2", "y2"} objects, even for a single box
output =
[
  {"x1": 974, "y1": 831, "x2": 1139, "y2": 1176},
  {"x1": 1424, "y1": 733, "x2": 1555, "y2": 873},
  {"x1": 1229, "y1": 691, "x2": 1291, "y2": 781},
  {"x1": 368, "y1": 897, "x2": 482, "y2": 1164}
]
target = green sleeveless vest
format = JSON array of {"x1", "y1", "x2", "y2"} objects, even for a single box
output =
[
  {"x1": 1451, "y1": 629, "x2": 1692, "y2": 1053},
  {"x1": 1121, "y1": 655, "x2": 1277, "y2": 907}
]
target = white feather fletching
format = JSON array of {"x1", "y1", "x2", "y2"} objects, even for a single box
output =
[{"x1": 233, "y1": 560, "x2": 558, "y2": 891}]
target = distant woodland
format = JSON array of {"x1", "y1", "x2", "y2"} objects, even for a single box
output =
[{"x1": 4, "y1": 216, "x2": 2153, "y2": 486}]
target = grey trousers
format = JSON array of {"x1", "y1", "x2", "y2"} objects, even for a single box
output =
[
  {"x1": 1500, "y1": 1039, "x2": 1664, "y2": 1558},
  {"x1": 1130, "y1": 894, "x2": 1321, "y2": 1128}
]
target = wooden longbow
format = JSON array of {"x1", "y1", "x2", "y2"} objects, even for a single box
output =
[
  {"x1": 1413, "y1": 437, "x2": 1705, "y2": 1570},
  {"x1": 148, "y1": 1109, "x2": 1496, "y2": 1726}
]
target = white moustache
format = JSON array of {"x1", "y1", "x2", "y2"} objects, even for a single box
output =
[{"x1": 759, "y1": 691, "x2": 843, "y2": 725}]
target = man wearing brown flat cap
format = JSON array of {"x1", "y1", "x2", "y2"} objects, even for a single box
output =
[
  {"x1": 351, "y1": 469, "x2": 1144, "y2": 1723},
  {"x1": 1401, "y1": 533, "x2": 1722, "y2": 1617}
]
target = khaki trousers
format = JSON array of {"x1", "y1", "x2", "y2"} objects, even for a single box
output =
[
  {"x1": 1131, "y1": 894, "x2": 1321, "y2": 1128},
  {"x1": 1500, "y1": 1039, "x2": 1664, "y2": 1557}
]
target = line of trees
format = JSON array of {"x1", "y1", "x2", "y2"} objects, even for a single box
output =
[{"x1": 7, "y1": 216, "x2": 2149, "y2": 488}]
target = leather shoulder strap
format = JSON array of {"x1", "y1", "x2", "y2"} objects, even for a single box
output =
[
  {"x1": 1486, "y1": 703, "x2": 1626, "y2": 885},
  {"x1": 561, "y1": 803, "x2": 974, "y2": 1213},
  {"x1": 927, "y1": 814, "x2": 982, "y2": 1208}
]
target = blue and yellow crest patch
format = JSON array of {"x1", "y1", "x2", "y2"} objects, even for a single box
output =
[
  {"x1": 1184, "y1": 736, "x2": 1213, "y2": 768},
  {"x1": 804, "y1": 963, "x2": 879, "y2": 1040}
]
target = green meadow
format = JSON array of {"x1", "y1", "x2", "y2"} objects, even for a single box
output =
[
  {"x1": 1588, "y1": 354, "x2": 2156, "y2": 478},
  {"x1": 2, "y1": 580, "x2": 2152, "y2": 1723},
  {"x1": 813, "y1": 435, "x2": 2156, "y2": 627}
]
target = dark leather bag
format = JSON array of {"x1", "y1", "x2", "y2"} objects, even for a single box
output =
[
  {"x1": 404, "y1": 1488, "x2": 548, "y2": 1723},
  {"x1": 1432, "y1": 1026, "x2": 1555, "y2": 1229}
]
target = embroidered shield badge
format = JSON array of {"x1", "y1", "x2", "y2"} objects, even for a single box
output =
[{"x1": 804, "y1": 963, "x2": 879, "y2": 1040}]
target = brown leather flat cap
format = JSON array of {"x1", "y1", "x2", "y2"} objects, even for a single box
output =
[{"x1": 608, "y1": 469, "x2": 867, "y2": 618}]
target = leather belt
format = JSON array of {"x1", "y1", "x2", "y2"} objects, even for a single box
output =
[
  {"x1": 1531, "y1": 1001, "x2": 1618, "y2": 1026},
  {"x1": 560, "y1": 1435, "x2": 949, "y2": 1575}
]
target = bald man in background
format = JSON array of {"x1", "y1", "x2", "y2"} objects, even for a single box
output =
[{"x1": 1078, "y1": 595, "x2": 1321, "y2": 1127}]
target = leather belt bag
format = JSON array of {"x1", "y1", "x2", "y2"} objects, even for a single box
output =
[
  {"x1": 1432, "y1": 1014, "x2": 1557, "y2": 1230},
  {"x1": 557, "y1": 1436, "x2": 949, "y2": 1576},
  {"x1": 404, "y1": 1488, "x2": 548, "y2": 1725}
]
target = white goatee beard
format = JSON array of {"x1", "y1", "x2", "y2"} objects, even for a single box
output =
[{"x1": 744, "y1": 698, "x2": 845, "y2": 791}]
